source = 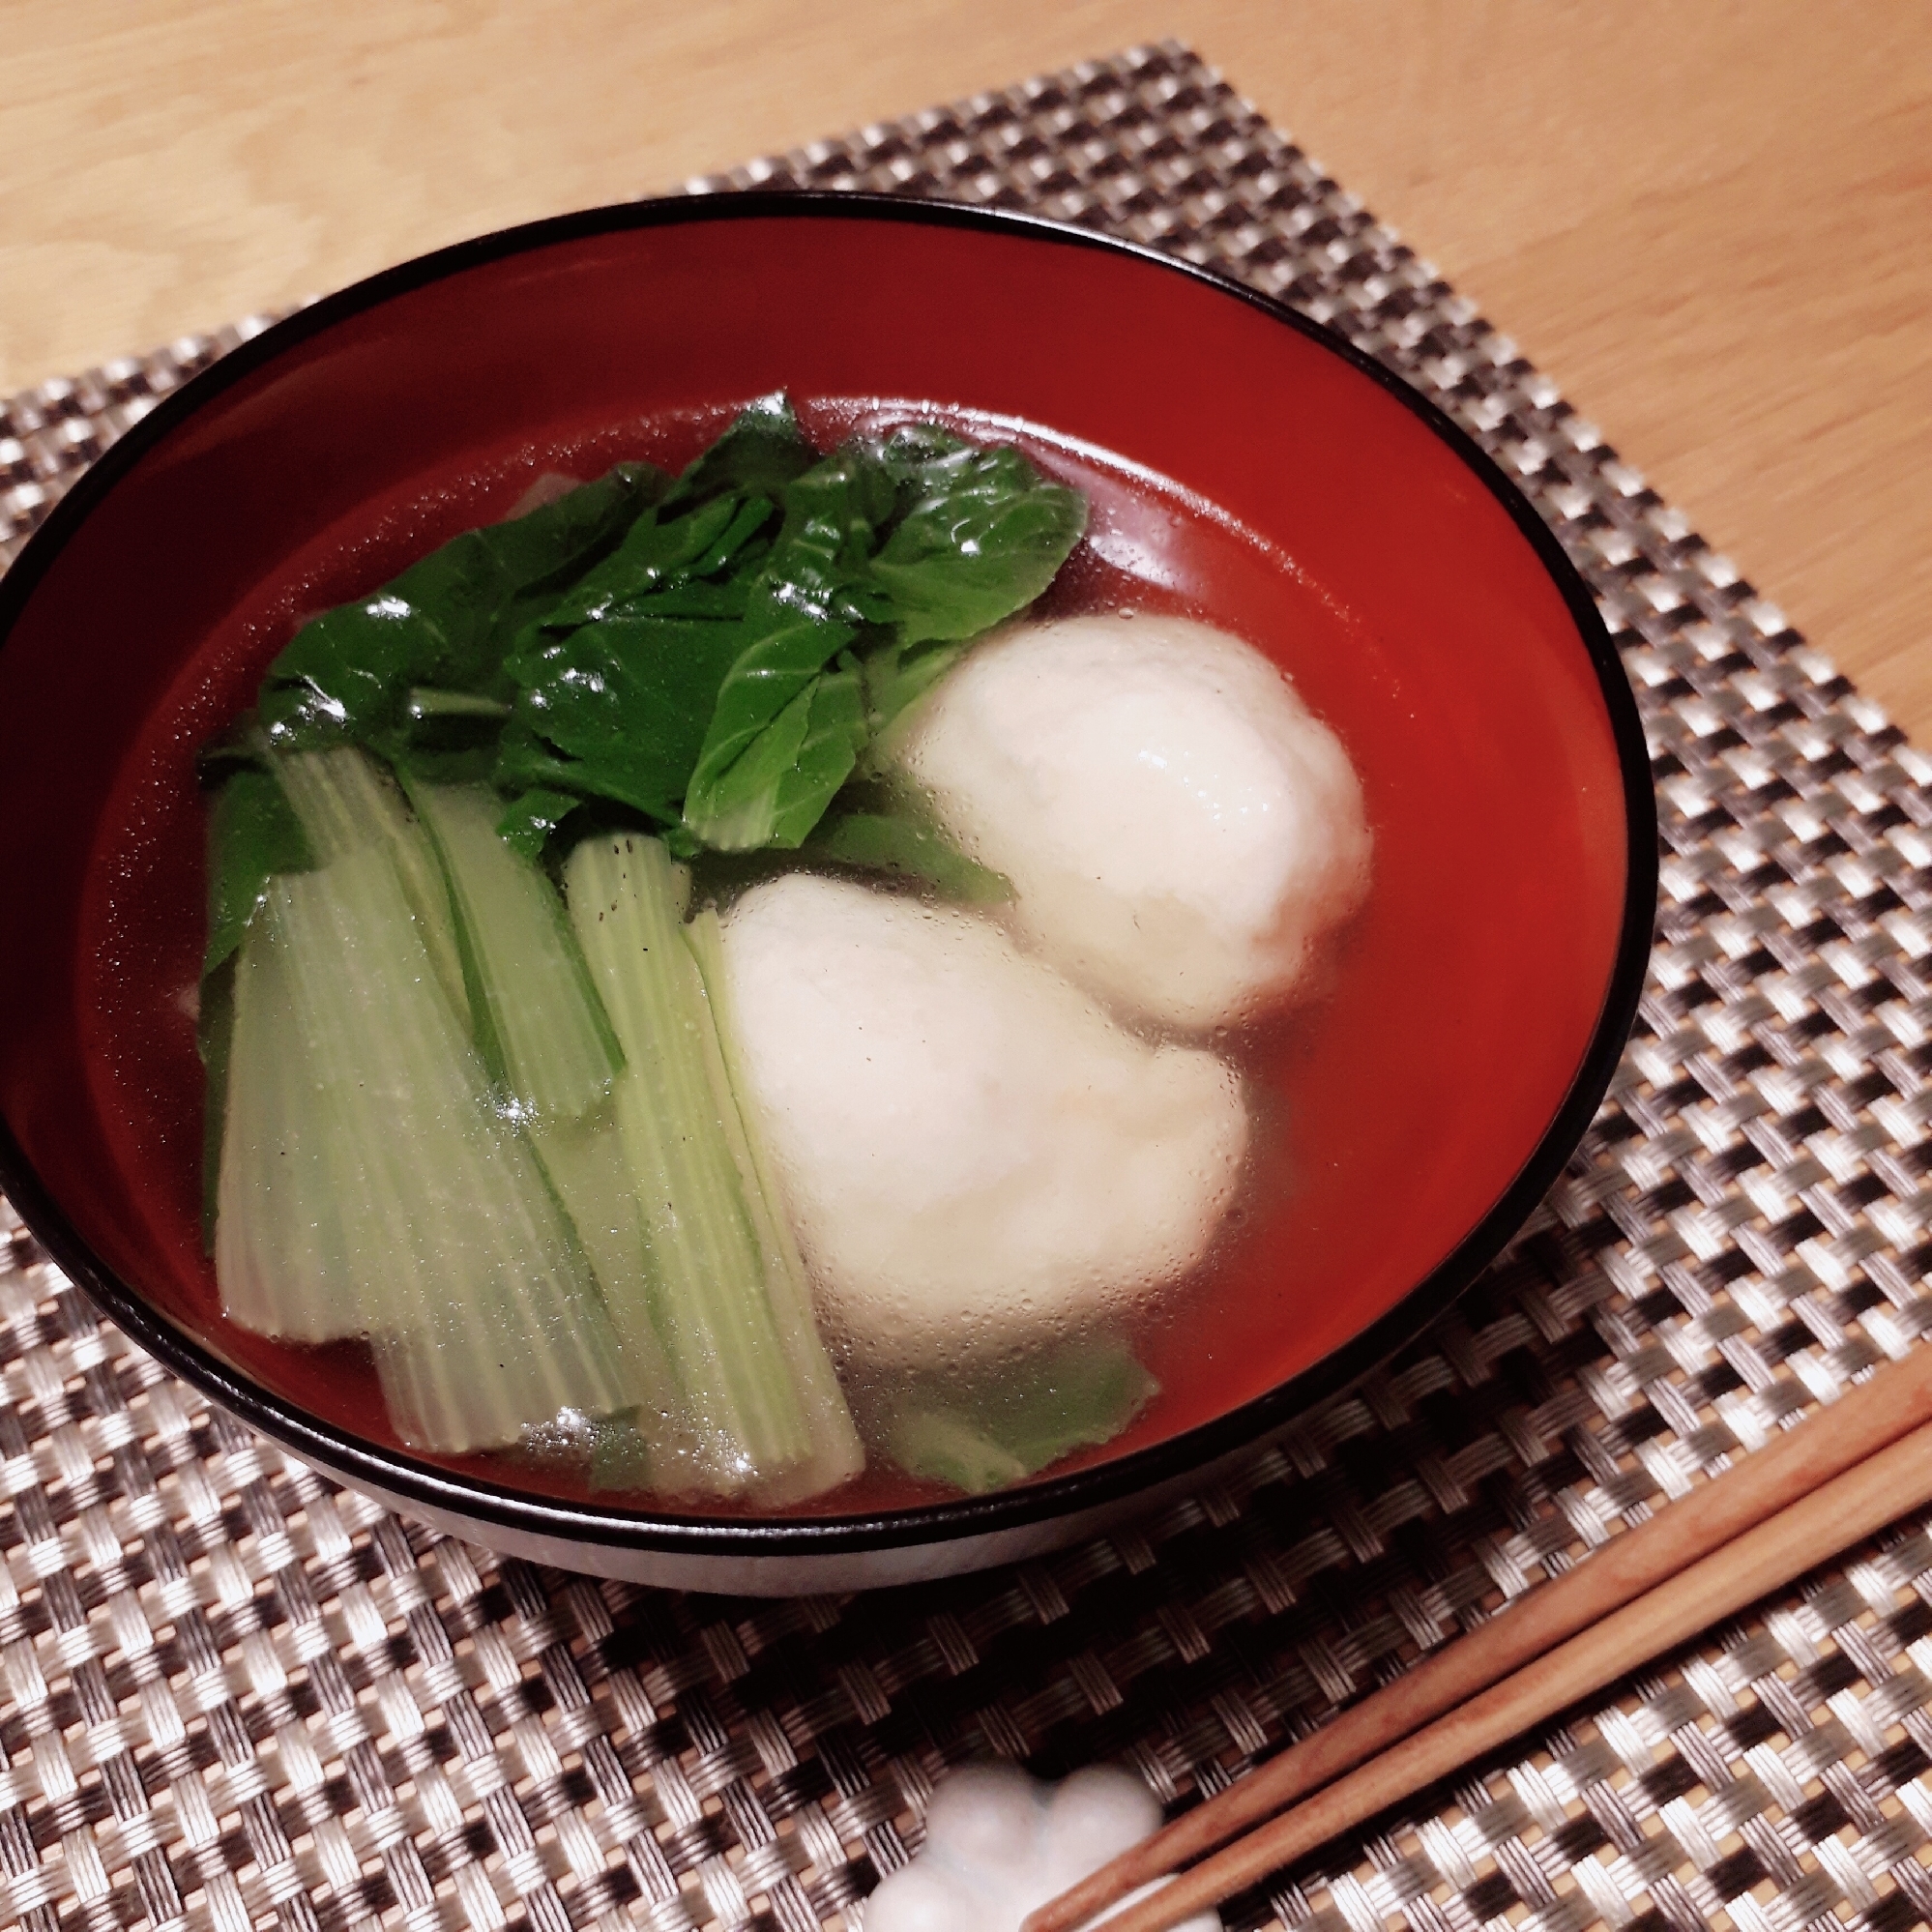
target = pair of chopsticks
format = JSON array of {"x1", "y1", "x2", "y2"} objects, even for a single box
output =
[{"x1": 1021, "y1": 1345, "x2": 1932, "y2": 1932}]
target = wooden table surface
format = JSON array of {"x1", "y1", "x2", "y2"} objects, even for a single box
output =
[{"x1": 7, "y1": 3, "x2": 1929, "y2": 730}]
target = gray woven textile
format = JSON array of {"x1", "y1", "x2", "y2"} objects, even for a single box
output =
[{"x1": 5, "y1": 37, "x2": 1932, "y2": 1932}]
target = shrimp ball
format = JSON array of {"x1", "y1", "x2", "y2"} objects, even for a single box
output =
[
  {"x1": 893, "y1": 613, "x2": 1371, "y2": 1031},
  {"x1": 718, "y1": 875, "x2": 1246, "y2": 1365}
]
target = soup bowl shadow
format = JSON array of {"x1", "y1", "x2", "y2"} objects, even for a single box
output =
[{"x1": 0, "y1": 194, "x2": 1654, "y2": 1595}]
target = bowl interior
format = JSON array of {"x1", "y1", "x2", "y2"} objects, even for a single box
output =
[{"x1": 0, "y1": 206, "x2": 1634, "y2": 1526}]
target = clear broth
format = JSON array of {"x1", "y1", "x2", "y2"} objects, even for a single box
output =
[{"x1": 79, "y1": 398, "x2": 1503, "y2": 1517}]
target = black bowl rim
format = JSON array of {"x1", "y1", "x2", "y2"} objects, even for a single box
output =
[{"x1": 0, "y1": 190, "x2": 1657, "y2": 1561}]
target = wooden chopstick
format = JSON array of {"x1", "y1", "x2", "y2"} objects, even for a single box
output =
[
  {"x1": 1021, "y1": 1346, "x2": 1932, "y2": 1932},
  {"x1": 1075, "y1": 1413, "x2": 1932, "y2": 1932}
]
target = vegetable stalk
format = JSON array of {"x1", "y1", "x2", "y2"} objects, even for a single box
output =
[
  {"x1": 222, "y1": 850, "x2": 630, "y2": 1452},
  {"x1": 565, "y1": 834, "x2": 863, "y2": 1500}
]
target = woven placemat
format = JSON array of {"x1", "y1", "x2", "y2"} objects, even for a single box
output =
[{"x1": 7, "y1": 38, "x2": 1932, "y2": 1932}]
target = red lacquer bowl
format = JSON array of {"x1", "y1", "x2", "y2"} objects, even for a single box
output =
[{"x1": 0, "y1": 196, "x2": 1654, "y2": 1593}]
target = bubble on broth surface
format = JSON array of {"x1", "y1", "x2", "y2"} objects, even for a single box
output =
[{"x1": 865, "y1": 1761, "x2": 1221, "y2": 1932}]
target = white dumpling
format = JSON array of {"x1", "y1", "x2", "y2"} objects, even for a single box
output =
[
  {"x1": 893, "y1": 613, "x2": 1371, "y2": 1032},
  {"x1": 864, "y1": 1761, "x2": 1221, "y2": 1932},
  {"x1": 718, "y1": 875, "x2": 1246, "y2": 1365}
]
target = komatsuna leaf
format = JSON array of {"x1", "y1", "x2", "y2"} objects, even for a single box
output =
[
  {"x1": 870, "y1": 421, "x2": 973, "y2": 478},
  {"x1": 883, "y1": 1341, "x2": 1157, "y2": 1493},
  {"x1": 868, "y1": 442, "x2": 1087, "y2": 646},
  {"x1": 767, "y1": 665, "x2": 869, "y2": 848},
  {"x1": 723, "y1": 440, "x2": 901, "y2": 653},
  {"x1": 994, "y1": 1341, "x2": 1157, "y2": 1471},
  {"x1": 498, "y1": 613, "x2": 751, "y2": 827},
  {"x1": 884, "y1": 1409, "x2": 1028, "y2": 1495},
  {"x1": 491, "y1": 437, "x2": 815, "y2": 848},
  {"x1": 495, "y1": 785, "x2": 589, "y2": 864},
  {"x1": 779, "y1": 440, "x2": 901, "y2": 584},
  {"x1": 805, "y1": 784, "x2": 1011, "y2": 902},
  {"x1": 663, "y1": 391, "x2": 817, "y2": 509},
  {"x1": 395, "y1": 458, "x2": 670, "y2": 670},
  {"x1": 683, "y1": 682, "x2": 815, "y2": 853},
  {"x1": 257, "y1": 461, "x2": 662, "y2": 754},
  {"x1": 495, "y1": 480, "x2": 787, "y2": 842},
  {"x1": 487, "y1": 458, "x2": 670, "y2": 588},
  {"x1": 258, "y1": 597, "x2": 448, "y2": 752},
  {"x1": 203, "y1": 766, "x2": 315, "y2": 977},
  {"x1": 535, "y1": 491, "x2": 775, "y2": 632},
  {"x1": 856, "y1": 634, "x2": 969, "y2": 743},
  {"x1": 197, "y1": 957, "x2": 234, "y2": 1254},
  {"x1": 687, "y1": 660, "x2": 869, "y2": 853},
  {"x1": 678, "y1": 442, "x2": 902, "y2": 848},
  {"x1": 679, "y1": 609, "x2": 857, "y2": 848}
]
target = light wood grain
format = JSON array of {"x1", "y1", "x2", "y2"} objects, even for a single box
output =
[{"x1": 5, "y1": 3, "x2": 1929, "y2": 726}]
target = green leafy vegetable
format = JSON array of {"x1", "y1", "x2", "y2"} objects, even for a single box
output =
[
  {"x1": 660, "y1": 390, "x2": 818, "y2": 508},
  {"x1": 203, "y1": 765, "x2": 314, "y2": 978},
  {"x1": 883, "y1": 1341, "x2": 1158, "y2": 1495},
  {"x1": 564, "y1": 833, "x2": 863, "y2": 1501},
  {"x1": 196, "y1": 395, "x2": 1097, "y2": 1497},
  {"x1": 887, "y1": 1410, "x2": 1030, "y2": 1496},
  {"x1": 498, "y1": 607, "x2": 755, "y2": 829},
  {"x1": 673, "y1": 424, "x2": 1083, "y2": 852},
  {"x1": 803, "y1": 782, "x2": 1011, "y2": 902},
  {"x1": 488, "y1": 399, "x2": 1084, "y2": 859},
  {"x1": 855, "y1": 635, "x2": 970, "y2": 748},
  {"x1": 494, "y1": 784, "x2": 590, "y2": 865},
  {"x1": 682, "y1": 646, "x2": 868, "y2": 852},
  {"x1": 256, "y1": 461, "x2": 665, "y2": 758},
  {"x1": 407, "y1": 782, "x2": 623, "y2": 1120},
  {"x1": 211, "y1": 398, "x2": 1083, "y2": 931},
  {"x1": 215, "y1": 847, "x2": 637, "y2": 1452},
  {"x1": 869, "y1": 433, "x2": 1089, "y2": 646}
]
